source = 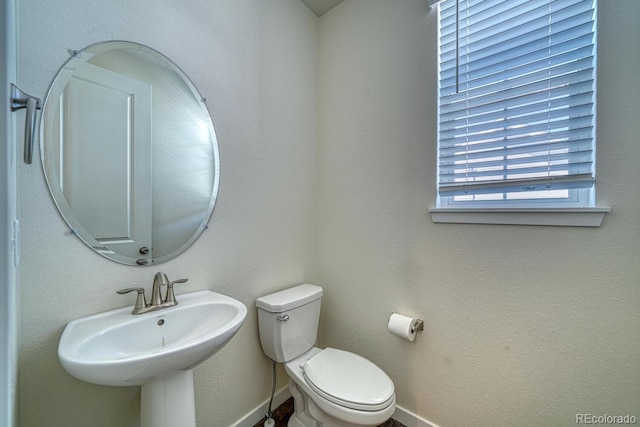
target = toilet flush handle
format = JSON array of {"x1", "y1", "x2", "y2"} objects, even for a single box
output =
[{"x1": 277, "y1": 314, "x2": 290, "y2": 321}]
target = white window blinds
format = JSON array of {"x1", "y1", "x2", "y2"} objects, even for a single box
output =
[{"x1": 437, "y1": 0, "x2": 596, "y2": 206}]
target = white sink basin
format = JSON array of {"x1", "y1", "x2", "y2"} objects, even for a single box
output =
[{"x1": 58, "y1": 290, "x2": 247, "y2": 387}]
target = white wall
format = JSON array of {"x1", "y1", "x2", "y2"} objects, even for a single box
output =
[
  {"x1": 317, "y1": 1, "x2": 640, "y2": 427},
  {"x1": 17, "y1": 1, "x2": 317, "y2": 426}
]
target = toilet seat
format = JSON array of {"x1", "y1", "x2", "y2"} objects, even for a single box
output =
[{"x1": 302, "y1": 348, "x2": 395, "y2": 412}]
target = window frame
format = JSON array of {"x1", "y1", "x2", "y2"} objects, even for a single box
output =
[{"x1": 431, "y1": 0, "x2": 608, "y2": 226}]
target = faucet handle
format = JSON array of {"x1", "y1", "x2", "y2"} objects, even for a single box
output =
[
  {"x1": 117, "y1": 287, "x2": 147, "y2": 313},
  {"x1": 164, "y1": 278, "x2": 189, "y2": 306}
]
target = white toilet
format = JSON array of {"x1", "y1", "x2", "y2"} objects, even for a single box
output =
[{"x1": 256, "y1": 284, "x2": 396, "y2": 427}]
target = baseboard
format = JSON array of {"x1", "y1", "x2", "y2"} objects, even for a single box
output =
[
  {"x1": 231, "y1": 386, "x2": 292, "y2": 427},
  {"x1": 231, "y1": 389, "x2": 441, "y2": 427},
  {"x1": 392, "y1": 405, "x2": 441, "y2": 427}
]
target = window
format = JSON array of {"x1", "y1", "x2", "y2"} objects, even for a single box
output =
[{"x1": 435, "y1": 0, "x2": 597, "y2": 212}]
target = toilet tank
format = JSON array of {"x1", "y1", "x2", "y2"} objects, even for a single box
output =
[{"x1": 256, "y1": 284, "x2": 323, "y2": 363}]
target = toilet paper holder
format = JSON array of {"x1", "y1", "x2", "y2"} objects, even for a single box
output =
[{"x1": 411, "y1": 319, "x2": 424, "y2": 333}]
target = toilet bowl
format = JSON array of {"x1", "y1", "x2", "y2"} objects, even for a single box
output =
[
  {"x1": 285, "y1": 347, "x2": 396, "y2": 427},
  {"x1": 256, "y1": 284, "x2": 396, "y2": 427}
]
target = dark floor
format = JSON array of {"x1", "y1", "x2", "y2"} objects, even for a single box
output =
[{"x1": 252, "y1": 397, "x2": 406, "y2": 427}]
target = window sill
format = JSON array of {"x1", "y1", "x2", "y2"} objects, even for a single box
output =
[{"x1": 429, "y1": 207, "x2": 610, "y2": 227}]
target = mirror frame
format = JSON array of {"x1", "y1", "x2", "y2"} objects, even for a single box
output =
[{"x1": 40, "y1": 41, "x2": 220, "y2": 266}]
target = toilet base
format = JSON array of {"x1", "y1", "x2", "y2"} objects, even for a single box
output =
[
  {"x1": 288, "y1": 378, "x2": 319, "y2": 427},
  {"x1": 287, "y1": 378, "x2": 391, "y2": 427},
  {"x1": 288, "y1": 413, "x2": 318, "y2": 427}
]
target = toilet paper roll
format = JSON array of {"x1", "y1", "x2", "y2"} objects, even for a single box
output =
[{"x1": 387, "y1": 313, "x2": 418, "y2": 341}]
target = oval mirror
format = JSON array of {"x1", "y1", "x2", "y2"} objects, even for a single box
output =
[{"x1": 40, "y1": 41, "x2": 220, "y2": 266}]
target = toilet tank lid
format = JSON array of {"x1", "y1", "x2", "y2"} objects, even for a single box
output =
[{"x1": 256, "y1": 284, "x2": 323, "y2": 312}]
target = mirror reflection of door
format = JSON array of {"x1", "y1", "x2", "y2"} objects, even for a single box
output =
[{"x1": 57, "y1": 63, "x2": 152, "y2": 261}]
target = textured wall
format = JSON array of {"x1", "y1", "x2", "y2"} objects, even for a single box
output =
[
  {"x1": 317, "y1": 1, "x2": 640, "y2": 426},
  {"x1": 18, "y1": 1, "x2": 317, "y2": 426}
]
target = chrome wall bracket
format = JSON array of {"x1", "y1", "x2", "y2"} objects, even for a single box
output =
[
  {"x1": 411, "y1": 319, "x2": 424, "y2": 333},
  {"x1": 10, "y1": 83, "x2": 41, "y2": 164}
]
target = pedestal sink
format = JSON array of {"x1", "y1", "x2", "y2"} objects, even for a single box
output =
[{"x1": 58, "y1": 290, "x2": 247, "y2": 427}]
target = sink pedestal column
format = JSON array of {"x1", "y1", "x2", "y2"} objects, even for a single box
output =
[{"x1": 141, "y1": 370, "x2": 196, "y2": 427}]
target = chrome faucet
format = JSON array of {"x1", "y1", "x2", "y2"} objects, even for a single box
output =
[{"x1": 117, "y1": 272, "x2": 189, "y2": 315}]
